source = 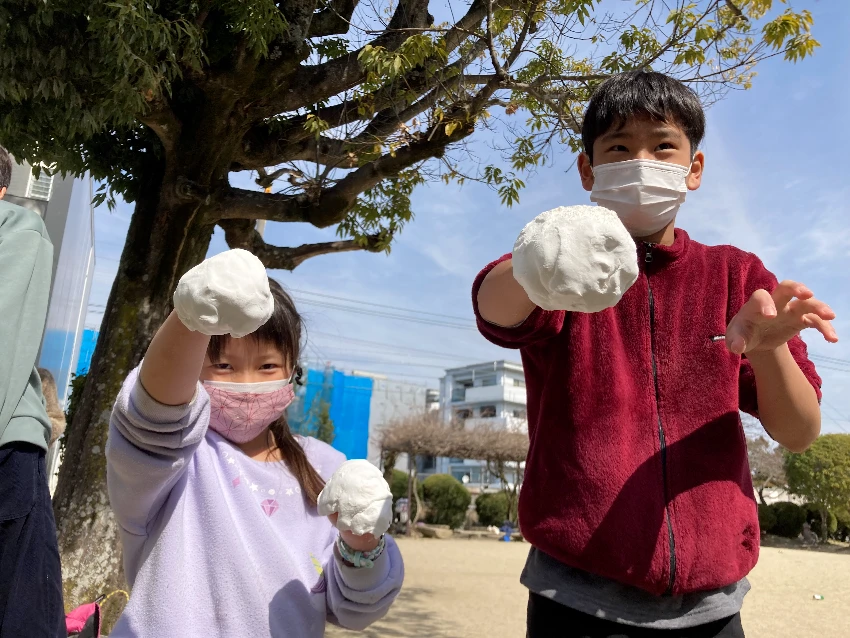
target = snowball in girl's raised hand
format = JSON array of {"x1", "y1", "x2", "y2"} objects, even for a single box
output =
[
  {"x1": 173, "y1": 249, "x2": 273, "y2": 338},
  {"x1": 512, "y1": 205, "x2": 639, "y2": 313},
  {"x1": 317, "y1": 460, "x2": 393, "y2": 538}
]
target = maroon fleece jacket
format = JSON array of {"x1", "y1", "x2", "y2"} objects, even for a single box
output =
[{"x1": 472, "y1": 229, "x2": 821, "y2": 597}]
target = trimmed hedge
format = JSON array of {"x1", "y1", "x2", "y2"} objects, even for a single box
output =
[
  {"x1": 475, "y1": 492, "x2": 510, "y2": 528},
  {"x1": 757, "y1": 503, "x2": 777, "y2": 534},
  {"x1": 769, "y1": 502, "x2": 806, "y2": 538},
  {"x1": 423, "y1": 474, "x2": 471, "y2": 529}
]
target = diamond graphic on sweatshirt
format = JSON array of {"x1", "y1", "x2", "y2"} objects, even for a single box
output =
[
  {"x1": 261, "y1": 499, "x2": 280, "y2": 517},
  {"x1": 232, "y1": 476, "x2": 241, "y2": 487}
]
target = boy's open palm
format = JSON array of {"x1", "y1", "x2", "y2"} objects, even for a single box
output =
[{"x1": 726, "y1": 281, "x2": 838, "y2": 355}]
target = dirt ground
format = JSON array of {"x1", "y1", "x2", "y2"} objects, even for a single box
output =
[{"x1": 327, "y1": 536, "x2": 850, "y2": 638}]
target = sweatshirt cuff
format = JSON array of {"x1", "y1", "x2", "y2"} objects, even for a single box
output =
[
  {"x1": 130, "y1": 372, "x2": 201, "y2": 430},
  {"x1": 333, "y1": 542, "x2": 392, "y2": 592}
]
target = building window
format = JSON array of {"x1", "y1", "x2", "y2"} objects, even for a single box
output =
[
  {"x1": 480, "y1": 405, "x2": 497, "y2": 418},
  {"x1": 480, "y1": 376, "x2": 497, "y2": 387},
  {"x1": 26, "y1": 168, "x2": 55, "y2": 201},
  {"x1": 455, "y1": 409, "x2": 471, "y2": 420},
  {"x1": 512, "y1": 378, "x2": 526, "y2": 388},
  {"x1": 513, "y1": 409, "x2": 527, "y2": 419}
]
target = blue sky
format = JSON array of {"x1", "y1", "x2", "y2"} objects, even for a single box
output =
[{"x1": 87, "y1": 0, "x2": 850, "y2": 433}]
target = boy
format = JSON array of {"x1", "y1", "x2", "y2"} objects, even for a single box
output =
[
  {"x1": 473, "y1": 72, "x2": 838, "y2": 637},
  {"x1": 0, "y1": 145, "x2": 67, "y2": 637}
]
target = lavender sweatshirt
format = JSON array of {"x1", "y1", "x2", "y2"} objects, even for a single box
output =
[{"x1": 106, "y1": 368, "x2": 404, "y2": 637}]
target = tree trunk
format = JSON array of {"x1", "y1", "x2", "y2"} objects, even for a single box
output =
[
  {"x1": 51, "y1": 164, "x2": 216, "y2": 629},
  {"x1": 820, "y1": 508, "x2": 829, "y2": 544}
]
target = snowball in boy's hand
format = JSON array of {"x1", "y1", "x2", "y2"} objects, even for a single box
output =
[
  {"x1": 512, "y1": 205, "x2": 639, "y2": 313},
  {"x1": 173, "y1": 249, "x2": 273, "y2": 338},
  {"x1": 317, "y1": 460, "x2": 393, "y2": 537}
]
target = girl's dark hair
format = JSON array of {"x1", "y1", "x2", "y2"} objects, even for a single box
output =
[
  {"x1": 208, "y1": 279, "x2": 325, "y2": 506},
  {"x1": 581, "y1": 71, "x2": 706, "y2": 161}
]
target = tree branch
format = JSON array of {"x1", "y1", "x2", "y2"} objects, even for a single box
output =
[
  {"x1": 138, "y1": 99, "x2": 182, "y2": 158},
  {"x1": 219, "y1": 219, "x2": 380, "y2": 270},
  {"x1": 262, "y1": 0, "x2": 433, "y2": 116},
  {"x1": 309, "y1": 0, "x2": 359, "y2": 37},
  {"x1": 218, "y1": 97, "x2": 483, "y2": 228}
]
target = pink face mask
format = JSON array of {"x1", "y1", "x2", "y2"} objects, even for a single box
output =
[{"x1": 203, "y1": 378, "x2": 296, "y2": 444}]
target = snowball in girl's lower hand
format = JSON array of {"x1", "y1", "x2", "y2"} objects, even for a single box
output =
[
  {"x1": 512, "y1": 205, "x2": 639, "y2": 313},
  {"x1": 318, "y1": 460, "x2": 393, "y2": 537},
  {"x1": 173, "y1": 249, "x2": 274, "y2": 338}
]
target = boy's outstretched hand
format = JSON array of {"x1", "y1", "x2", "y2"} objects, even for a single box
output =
[{"x1": 726, "y1": 281, "x2": 838, "y2": 355}]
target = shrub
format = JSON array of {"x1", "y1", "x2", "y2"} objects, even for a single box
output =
[
  {"x1": 476, "y1": 492, "x2": 510, "y2": 528},
  {"x1": 757, "y1": 503, "x2": 777, "y2": 534},
  {"x1": 390, "y1": 469, "x2": 423, "y2": 520},
  {"x1": 423, "y1": 474, "x2": 471, "y2": 529},
  {"x1": 769, "y1": 502, "x2": 806, "y2": 538},
  {"x1": 807, "y1": 507, "x2": 838, "y2": 539}
]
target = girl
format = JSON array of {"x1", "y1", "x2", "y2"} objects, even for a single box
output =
[{"x1": 106, "y1": 250, "x2": 403, "y2": 637}]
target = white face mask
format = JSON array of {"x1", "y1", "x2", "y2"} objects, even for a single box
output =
[{"x1": 590, "y1": 159, "x2": 690, "y2": 236}]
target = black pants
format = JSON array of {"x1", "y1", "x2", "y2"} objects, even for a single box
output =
[
  {"x1": 527, "y1": 592, "x2": 745, "y2": 638},
  {"x1": 0, "y1": 442, "x2": 66, "y2": 638}
]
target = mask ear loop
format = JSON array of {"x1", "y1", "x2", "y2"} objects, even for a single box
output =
[{"x1": 291, "y1": 365, "x2": 304, "y2": 386}]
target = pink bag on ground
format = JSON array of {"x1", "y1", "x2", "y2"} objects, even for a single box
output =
[{"x1": 66, "y1": 600, "x2": 101, "y2": 638}]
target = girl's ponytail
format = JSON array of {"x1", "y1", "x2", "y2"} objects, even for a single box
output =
[{"x1": 268, "y1": 416, "x2": 325, "y2": 506}]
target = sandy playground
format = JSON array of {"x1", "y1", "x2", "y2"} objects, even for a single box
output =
[{"x1": 327, "y1": 536, "x2": 850, "y2": 638}]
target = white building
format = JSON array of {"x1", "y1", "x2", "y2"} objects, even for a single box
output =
[
  {"x1": 423, "y1": 360, "x2": 528, "y2": 487},
  {"x1": 355, "y1": 371, "x2": 431, "y2": 471}
]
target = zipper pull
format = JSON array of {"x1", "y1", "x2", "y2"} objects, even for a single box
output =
[{"x1": 645, "y1": 243, "x2": 654, "y2": 264}]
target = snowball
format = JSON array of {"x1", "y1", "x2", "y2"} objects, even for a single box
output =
[
  {"x1": 317, "y1": 460, "x2": 393, "y2": 537},
  {"x1": 173, "y1": 249, "x2": 273, "y2": 338},
  {"x1": 511, "y1": 205, "x2": 639, "y2": 313}
]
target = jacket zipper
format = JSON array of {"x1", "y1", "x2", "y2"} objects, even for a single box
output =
[{"x1": 645, "y1": 244, "x2": 677, "y2": 595}]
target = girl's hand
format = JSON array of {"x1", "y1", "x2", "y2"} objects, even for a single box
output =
[
  {"x1": 173, "y1": 249, "x2": 273, "y2": 338},
  {"x1": 329, "y1": 513, "x2": 381, "y2": 552},
  {"x1": 317, "y1": 460, "x2": 393, "y2": 541},
  {"x1": 726, "y1": 281, "x2": 838, "y2": 355}
]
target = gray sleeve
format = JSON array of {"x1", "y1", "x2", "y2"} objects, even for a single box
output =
[
  {"x1": 0, "y1": 206, "x2": 53, "y2": 445},
  {"x1": 324, "y1": 535, "x2": 405, "y2": 631},
  {"x1": 106, "y1": 366, "x2": 209, "y2": 536}
]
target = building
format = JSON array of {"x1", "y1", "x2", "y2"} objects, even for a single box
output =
[
  {"x1": 287, "y1": 365, "x2": 432, "y2": 469},
  {"x1": 423, "y1": 360, "x2": 528, "y2": 488},
  {"x1": 4, "y1": 156, "x2": 96, "y2": 490}
]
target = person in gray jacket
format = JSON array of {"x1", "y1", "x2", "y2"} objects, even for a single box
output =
[{"x1": 0, "y1": 145, "x2": 66, "y2": 637}]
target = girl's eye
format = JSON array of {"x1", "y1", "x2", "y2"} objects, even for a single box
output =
[
  {"x1": 213, "y1": 363, "x2": 232, "y2": 371},
  {"x1": 260, "y1": 364, "x2": 280, "y2": 370}
]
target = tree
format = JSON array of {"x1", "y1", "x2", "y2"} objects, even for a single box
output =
[
  {"x1": 0, "y1": 0, "x2": 820, "y2": 620},
  {"x1": 742, "y1": 412, "x2": 787, "y2": 504},
  {"x1": 312, "y1": 399, "x2": 335, "y2": 445},
  {"x1": 786, "y1": 434, "x2": 850, "y2": 544}
]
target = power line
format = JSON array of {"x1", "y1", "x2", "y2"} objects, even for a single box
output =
[
  {"x1": 295, "y1": 298, "x2": 477, "y2": 330},
  {"x1": 310, "y1": 333, "x2": 480, "y2": 361},
  {"x1": 288, "y1": 287, "x2": 474, "y2": 323}
]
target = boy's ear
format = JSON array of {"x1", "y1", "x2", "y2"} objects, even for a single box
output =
[
  {"x1": 577, "y1": 153, "x2": 594, "y2": 192},
  {"x1": 687, "y1": 150, "x2": 705, "y2": 191}
]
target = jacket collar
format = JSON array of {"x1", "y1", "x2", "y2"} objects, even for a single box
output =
[{"x1": 640, "y1": 228, "x2": 689, "y2": 267}]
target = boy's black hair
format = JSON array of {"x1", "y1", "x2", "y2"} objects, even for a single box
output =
[
  {"x1": 0, "y1": 145, "x2": 12, "y2": 190},
  {"x1": 581, "y1": 71, "x2": 705, "y2": 161}
]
